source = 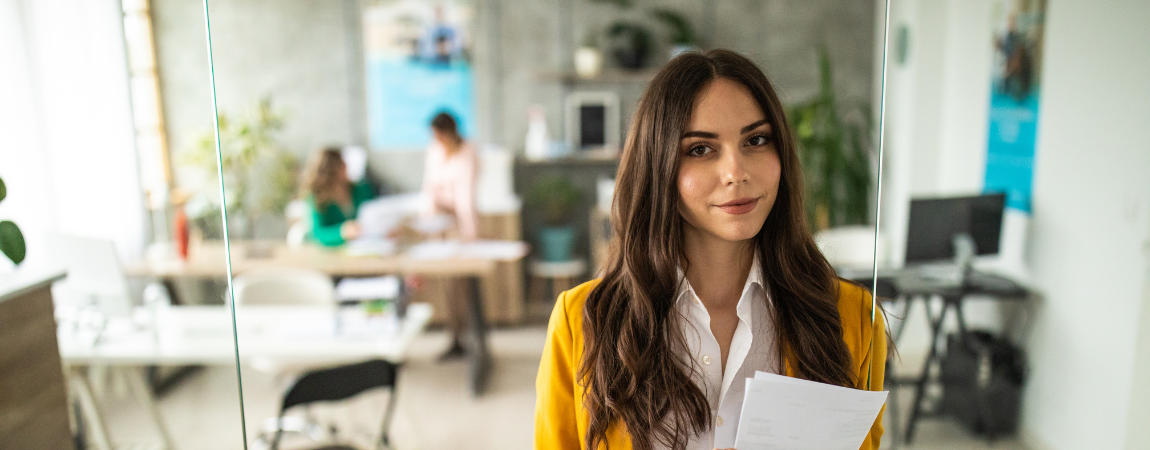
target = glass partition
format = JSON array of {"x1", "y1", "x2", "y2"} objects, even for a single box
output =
[
  {"x1": 0, "y1": 0, "x2": 245, "y2": 449},
  {"x1": 873, "y1": 1, "x2": 1150, "y2": 449},
  {"x1": 201, "y1": 0, "x2": 891, "y2": 449}
]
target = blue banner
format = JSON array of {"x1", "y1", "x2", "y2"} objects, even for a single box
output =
[
  {"x1": 366, "y1": 57, "x2": 476, "y2": 151},
  {"x1": 985, "y1": 0, "x2": 1045, "y2": 213}
]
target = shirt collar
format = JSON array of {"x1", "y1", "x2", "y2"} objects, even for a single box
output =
[{"x1": 676, "y1": 253, "x2": 766, "y2": 306}]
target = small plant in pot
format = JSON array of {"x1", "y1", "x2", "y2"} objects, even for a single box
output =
[
  {"x1": 606, "y1": 21, "x2": 653, "y2": 70},
  {"x1": 526, "y1": 176, "x2": 583, "y2": 262}
]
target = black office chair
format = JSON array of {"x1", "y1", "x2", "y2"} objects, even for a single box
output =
[{"x1": 267, "y1": 359, "x2": 401, "y2": 450}]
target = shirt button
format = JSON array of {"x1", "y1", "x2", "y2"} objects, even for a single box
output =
[
  {"x1": 702, "y1": 355, "x2": 711, "y2": 365},
  {"x1": 717, "y1": 415, "x2": 724, "y2": 426}
]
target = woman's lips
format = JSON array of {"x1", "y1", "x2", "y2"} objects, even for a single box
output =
[{"x1": 715, "y1": 197, "x2": 758, "y2": 215}]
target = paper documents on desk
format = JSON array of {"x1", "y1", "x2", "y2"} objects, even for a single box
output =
[{"x1": 733, "y1": 372, "x2": 887, "y2": 450}]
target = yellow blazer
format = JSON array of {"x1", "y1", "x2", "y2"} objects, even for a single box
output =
[{"x1": 534, "y1": 278, "x2": 887, "y2": 450}]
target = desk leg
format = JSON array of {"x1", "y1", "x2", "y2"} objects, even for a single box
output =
[
  {"x1": 466, "y1": 276, "x2": 491, "y2": 396},
  {"x1": 123, "y1": 367, "x2": 176, "y2": 450},
  {"x1": 69, "y1": 367, "x2": 113, "y2": 450},
  {"x1": 905, "y1": 295, "x2": 950, "y2": 443}
]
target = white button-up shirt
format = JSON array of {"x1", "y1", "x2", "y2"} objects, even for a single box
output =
[{"x1": 664, "y1": 256, "x2": 778, "y2": 450}]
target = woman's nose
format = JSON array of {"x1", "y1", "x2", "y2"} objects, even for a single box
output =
[{"x1": 720, "y1": 147, "x2": 750, "y2": 185}]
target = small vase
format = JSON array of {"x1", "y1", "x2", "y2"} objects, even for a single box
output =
[
  {"x1": 574, "y1": 47, "x2": 604, "y2": 79},
  {"x1": 538, "y1": 226, "x2": 577, "y2": 262}
]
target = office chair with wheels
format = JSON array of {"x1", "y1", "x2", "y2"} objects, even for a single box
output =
[{"x1": 264, "y1": 359, "x2": 401, "y2": 450}]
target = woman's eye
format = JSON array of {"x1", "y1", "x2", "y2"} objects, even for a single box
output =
[
  {"x1": 686, "y1": 145, "x2": 712, "y2": 157},
  {"x1": 747, "y1": 134, "x2": 773, "y2": 147}
]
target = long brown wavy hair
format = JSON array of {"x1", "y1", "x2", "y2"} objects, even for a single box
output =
[
  {"x1": 580, "y1": 49, "x2": 855, "y2": 450},
  {"x1": 301, "y1": 147, "x2": 350, "y2": 209}
]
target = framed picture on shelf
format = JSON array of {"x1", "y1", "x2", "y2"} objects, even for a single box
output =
[{"x1": 565, "y1": 91, "x2": 620, "y2": 157}]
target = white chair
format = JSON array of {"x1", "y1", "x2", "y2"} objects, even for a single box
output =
[
  {"x1": 815, "y1": 226, "x2": 888, "y2": 270},
  {"x1": 45, "y1": 234, "x2": 135, "y2": 317},
  {"x1": 232, "y1": 267, "x2": 335, "y2": 306}
]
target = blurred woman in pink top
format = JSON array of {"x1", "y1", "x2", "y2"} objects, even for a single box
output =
[
  {"x1": 421, "y1": 111, "x2": 479, "y2": 360},
  {"x1": 422, "y1": 112, "x2": 479, "y2": 240}
]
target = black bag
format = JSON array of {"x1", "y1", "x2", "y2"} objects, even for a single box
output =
[{"x1": 939, "y1": 330, "x2": 1027, "y2": 438}]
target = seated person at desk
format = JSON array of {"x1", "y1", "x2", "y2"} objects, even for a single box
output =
[
  {"x1": 302, "y1": 147, "x2": 374, "y2": 247},
  {"x1": 420, "y1": 111, "x2": 479, "y2": 360}
]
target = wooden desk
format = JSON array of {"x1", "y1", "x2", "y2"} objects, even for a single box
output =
[
  {"x1": 126, "y1": 239, "x2": 528, "y2": 397},
  {"x1": 125, "y1": 240, "x2": 515, "y2": 278},
  {"x1": 0, "y1": 269, "x2": 72, "y2": 450}
]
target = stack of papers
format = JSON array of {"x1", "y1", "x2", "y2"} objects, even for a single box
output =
[{"x1": 734, "y1": 372, "x2": 887, "y2": 450}]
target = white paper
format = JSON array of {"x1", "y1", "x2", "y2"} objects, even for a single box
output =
[
  {"x1": 460, "y1": 240, "x2": 529, "y2": 260},
  {"x1": 734, "y1": 372, "x2": 888, "y2": 450},
  {"x1": 335, "y1": 276, "x2": 401, "y2": 301},
  {"x1": 405, "y1": 240, "x2": 461, "y2": 260},
  {"x1": 356, "y1": 193, "x2": 422, "y2": 237}
]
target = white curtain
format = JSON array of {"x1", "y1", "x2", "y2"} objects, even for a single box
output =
[{"x1": 0, "y1": 0, "x2": 146, "y2": 268}]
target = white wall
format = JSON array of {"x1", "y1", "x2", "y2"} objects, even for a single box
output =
[
  {"x1": 1023, "y1": 0, "x2": 1150, "y2": 448},
  {"x1": 880, "y1": 0, "x2": 1150, "y2": 448},
  {"x1": 0, "y1": 0, "x2": 146, "y2": 267}
]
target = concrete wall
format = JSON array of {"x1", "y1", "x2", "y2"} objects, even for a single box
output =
[
  {"x1": 154, "y1": 0, "x2": 877, "y2": 193},
  {"x1": 880, "y1": 0, "x2": 1150, "y2": 448}
]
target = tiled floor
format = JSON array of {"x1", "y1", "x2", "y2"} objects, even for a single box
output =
[{"x1": 92, "y1": 326, "x2": 1029, "y2": 450}]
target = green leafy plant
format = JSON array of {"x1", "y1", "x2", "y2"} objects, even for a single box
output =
[
  {"x1": 0, "y1": 176, "x2": 26, "y2": 265},
  {"x1": 183, "y1": 97, "x2": 298, "y2": 235},
  {"x1": 649, "y1": 8, "x2": 697, "y2": 46},
  {"x1": 788, "y1": 46, "x2": 873, "y2": 231},
  {"x1": 526, "y1": 176, "x2": 583, "y2": 226},
  {"x1": 607, "y1": 21, "x2": 654, "y2": 69}
]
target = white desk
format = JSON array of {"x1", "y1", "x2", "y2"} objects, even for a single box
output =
[{"x1": 59, "y1": 303, "x2": 432, "y2": 450}]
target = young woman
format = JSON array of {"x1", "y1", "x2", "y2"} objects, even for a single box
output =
[
  {"x1": 420, "y1": 111, "x2": 479, "y2": 359},
  {"x1": 421, "y1": 111, "x2": 478, "y2": 242},
  {"x1": 302, "y1": 147, "x2": 374, "y2": 247},
  {"x1": 534, "y1": 50, "x2": 886, "y2": 450}
]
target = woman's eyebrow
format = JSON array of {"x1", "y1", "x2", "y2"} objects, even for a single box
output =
[
  {"x1": 681, "y1": 130, "x2": 718, "y2": 140},
  {"x1": 741, "y1": 119, "x2": 770, "y2": 135},
  {"x1": 680, "y1": 119, "x2": 771, "y2": 140}
]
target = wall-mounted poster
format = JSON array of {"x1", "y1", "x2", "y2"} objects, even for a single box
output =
[
  {"x1": 363, "y1": 1, "x2": 476, "y2": 151},
  {"x1": 985, "y1": 0, "x2": 1046, "y2": 212}
]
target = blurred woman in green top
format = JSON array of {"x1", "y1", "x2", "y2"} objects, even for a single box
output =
[{"x1": 301, "y1": 147, "x2": 374, "y2": 246}]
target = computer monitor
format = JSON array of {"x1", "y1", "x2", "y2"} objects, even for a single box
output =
[{"x1": 905, "y1": 193, "x2": 1007, "y2": 264}]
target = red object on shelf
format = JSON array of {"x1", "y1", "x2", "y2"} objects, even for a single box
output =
[{"x1": 174, "y1": 209, "x2": 189, "y2": 260}]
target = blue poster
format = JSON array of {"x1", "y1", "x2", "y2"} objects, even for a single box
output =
[
  {"x1": 363, "y1": 1, "x2": 475, "y2": 151},
  {"x1": 366, "y1": 57, "x2": 475, "y2": 150},
  {"x1": 985, "y1": 0, "x2": 1046, "y2": 213}
]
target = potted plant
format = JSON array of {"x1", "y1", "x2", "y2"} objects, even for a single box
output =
[
  {"x1": 526, "y1": 176, "x2": 583, "y2": 262},
  {"x1": 575, "y1": 29, "x2": 605, "y2": 79},
  {"x1": 788, "y1": 46, "x2": 873, "y2": 232},
  {"x1": 650, "y1": 8, "x2": 699, "y2": 58},
  {"x1": 183, "y1": 97, "x2": 298, "y2": 241},
  {"x1": 0, "y1": 176, "x2": 26, "y2": 266},
  {"x1": 606, "y1": 21, "x2": 653, "y2": 70}
]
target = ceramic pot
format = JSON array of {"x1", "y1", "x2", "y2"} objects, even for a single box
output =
[{"x1": 574, "y1": 47, "x2": 604, "y2": 79}]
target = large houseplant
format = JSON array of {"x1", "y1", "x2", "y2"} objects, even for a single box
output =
[
  {"x1": 788, "y1": 46, "x2": 873, "y2": 231},
  {"x1": 526, "y1": 176, "x2": 583, "y2": 262},
  {"x1": 0, "y1": 176, "x2": 26, "y2": 265},
  {"x1": 183, "y1": 98, "x2": 298, "y2": 239}
]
